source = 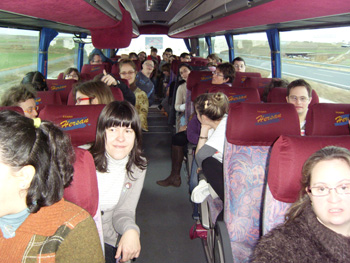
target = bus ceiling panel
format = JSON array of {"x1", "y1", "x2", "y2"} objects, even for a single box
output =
[
  {"x1": 0, "y1": 10, "x2": 89, "y2": 34},
  {"x1": 168, "y1": 0, "x2": 350, "y2": 38}
]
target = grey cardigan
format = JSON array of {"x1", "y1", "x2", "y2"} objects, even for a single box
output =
[{"x1": 101, "y1": 161, "x2": 146, "y2": 247}]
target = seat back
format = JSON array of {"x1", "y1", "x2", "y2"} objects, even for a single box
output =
[
  {"x1": 305, "y1": 103, "x2": 350, "y2": 136},
  {"x1": 224, "y1": 102, "x2": 300, "y2": 262},
  {"x1": 243, "y1": 77, "x2": 272, "y2": 99},
  {"x1": 267, "y1": 87, "x2": 319, "y2": 106},
  {"x1": 187, "y1": 70, "x2": 212, "y2": 92},
  {"x1": 110, "y1": 87, "x2": 124, "y2": 101},
  {"x1": 81, "y1": 64, "x2": 108, "y2": 80},
  {"x1": 263, "y1": 135, "x2": 350, "y2": 234},
  {"x1": 232, "y1": 72, "x2": 261, "y2": 88},
  {"x1": 111, "y1": 62, "x2": 120, "y2": 76},
  {"x1": 36, "y1": 91, "x2": 62, "y2": 112},
  {"x1": 46, "y1": 79, "x2": 76, "y2": 104},
  {"x1": 208, "y1": 86, "x2": 260, "y2": 104},
  {"x1": 39, "y1": 104, "x2": 105, "y2": 147},
  {"x1": 0, "y1": 106, "x2": 24, "y2": 115}
]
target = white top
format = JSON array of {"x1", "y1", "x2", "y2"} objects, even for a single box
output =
[
  {"x1": 175, "y1": 82, "x2": 187, "y2": 112},
  {"x1": 96, "y1": 153, "x2": 128, "y2": 211},
  {"x1": 205, "y1": 114, "x2": 228, "y2": 163}
]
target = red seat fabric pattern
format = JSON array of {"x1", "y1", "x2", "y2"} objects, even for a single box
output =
[
  {"x1": 39, "y1": 104, "x2": 105, "y2": 147},
  {"x1": 81, "y1": 64, "x2": 108, "y2": 80},
  {"x1": 187, "y1": 70, "x2": 212, "y2": 91},
  {"x1": 47, "y1": 79, "x2": 76, "y2": 104},
  {"x1": 36, "y1": 91, "x2": 62, "y2": 112},
  {"x1": 232, "y1": 72, "x2": 261, "y2": 88}
]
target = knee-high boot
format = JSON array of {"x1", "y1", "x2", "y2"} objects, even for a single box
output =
[{"x1": 156, "y1": 145, "x2": 184, "y2": 187}]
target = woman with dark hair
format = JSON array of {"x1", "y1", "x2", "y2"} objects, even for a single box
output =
[
  {"x1": 74, "y1": 80, "x2": 114, "y2": 105},
  {"x1": 89, "y1": 101, "x2": 147, "y2": 263},
  {"x1": 251, "y1": 146, "x2": 350, "y2": 262},
  {"x1": 64, "y1": 67, "x2": 81, "y2": 81},
  {"x1": 21, "y1": 71, "x2": 48, "y2": 91},
  {"x1": 212, "y1": 63, "x2": 235, "y2": 84},
  {"x1": 0, "y1": 110, "x2": 104, "y2": 262}
]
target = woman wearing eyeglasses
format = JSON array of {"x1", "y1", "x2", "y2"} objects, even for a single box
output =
[
  {"x1": 0, "y1": 84, "x2": 38, "y2": 119},
  {"x1": 119, "y1": 59, "x2": 149, "y2": 132},
  {"x1": 64, "y1": 67, "x2": 81, "y2": 81},
  {"x1": 251, "y1": 146, "x2": 350, "y2": 262},
  {"x1": 74, "y1": 80, "x2": 115, "y2": 105},
  {"x1": 211, "y1": 63, "x2": 235, "y2": 85}
]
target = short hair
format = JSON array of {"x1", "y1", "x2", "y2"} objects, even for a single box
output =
[
  {"x1": 180, "y1": 53, "x2": 190, "y2": 59},
  {"x1": 161, "y1": 63, "x2": 171, "y2": 73},
  {"x1": 194, "y1": 92, "x2": 229, "y2": 121},
  {"x1": 138, "y1": 51, "x2": 146, "y2": 57},
  {"x1": 64, "y1": 67, "x2": 80, "y2": 80},
  {"x1": 0, "y1": 110, "x2": 74, "y2": 213},
  {"x1": 216, "y1": 63, "x2": 235, "y2": 83},
  {"x1": 287, "y1": 79, "x2": 312, "y2": 98},
  {"x1": 118, "y1": 59, "x2": 137, "y2": 72},
  {"x1": 1, "y1": 84, "x2": 37, "y2": 107},
  {"x1": 165, "y1": 48, "x2": 173, "y2": 54},
  {"x1": 207, "y1": 53, "x2": 221, "y2": 63},
  {"x1": 178, "y1": 63, "x2": 192, "y2": 74},
  {"x1": 129, "y1": 52, "x2": 138, "y2": 60},
  {"x1": 89, "y1": 101, "x2": 147, "y2": 177},
  {"x1": 73, "y1": 80, "x2": 114, "y2": 105},
  {"x1": 232, "y1": 57, "x2": 246, "y2": 65},
  {"x1": 151, "y1": 47, "x2": 158, "y2": 53},
  {"x1": 21, "y1": 71, "x2": 48, "y2": 91},
  {"x1": 285, "y1": 146, "x2": 350, "y2": 224}
]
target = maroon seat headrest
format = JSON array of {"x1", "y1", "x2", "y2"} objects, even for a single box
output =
[
  {"x1": 111, "y1": 63, "x2": 120, "y2": 77},
  {"x1": 268, "y1": 135, "x2": 350, "y2": 203},
  {"x1": 305, "y1": 103, "x2": 350, "y2": 136},
  {"x1": 187, "y1": 71, "x2": 212, "y2": 91},
  {"x1": 81, "y1": 64, "x2": 107, "y2": 79},
  {"x1": 64, "y1": 147, "x2": 98, "y2": 216},
  {"x1": 36, "y1": 91, "x2": 62, "y2": 112},
  {"x1": 171, "y1": 60, "x2": 181, "y2": 77},
  {"x1": 39, "y1": 104, "x2": 105, "y2": 147},
  {"x1": 268, "y1": 88, "x2": 319, "y2": 106},
  {"x1": 0, "y1": 106, "x2": 24, "y2": 115},
  {"x1": 209, "y1": 86, "x2": 260, "y2": 104},
  {"x1": 191, "y1": 83, "x2": 229, "y2": 102},
  {"x1": 232, "y1": 72, "x2": 262, "y2": 88},
  {"x1": 226, "y1": 103, "x2": 300, "y2": 146},
  {"x1": 47, "y1": 79, "x2": 76, "y2": 104},
  {"x1": 110, "y1": 87, "x2": 124, "y2": 101}
]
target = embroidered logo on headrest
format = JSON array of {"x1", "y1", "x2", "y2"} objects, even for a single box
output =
[
  {"x1": 91, "y1": 66, "x2": 101, "y2": 72},
  {"x1": 240, "y1": 77, "x2": 247, "y2": 83},
  {"x1": 334, "y1": 113, "x2": 349, "y2": 126},
  {"x1": 50, "y1": 85, "x2": 67, "y2": 91},
  {"x1": 228, "y1": 94, "x2": 247, "y2": 103},
  {"x1": 60, "y1": 117, "x2": 90, "y2": 131},
  {"x1": 200, "y1": 75, "x2": 212, "y2": 82},
  {"x1": 256, "y1": 112, "x2": 282, "y2": 125},
  {"x1": 35, "y1": 98, "x2": 42, "y2": 105}
]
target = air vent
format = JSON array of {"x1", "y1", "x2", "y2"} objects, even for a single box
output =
[
  {"x1": 146, "y1": 0, "x2": 174, "y2": 12},
  {"x1": 142, "y1": 20, "x2": 167, "y2": 24}
]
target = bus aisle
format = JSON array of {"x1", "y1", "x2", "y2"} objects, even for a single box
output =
[{"x1": 136, "y1": 106, "x2": 207, "y2": 262}]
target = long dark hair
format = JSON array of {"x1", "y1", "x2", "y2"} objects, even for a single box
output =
[
  {"x1": 0, "y1": 110, "x2": 74, "y2": 213},
  {"x1": 21, "y1": 71, "x2": 48, "y2": 91},
  {"x1": 89, "y1": 101, "x2": 147, "y2": 178}
]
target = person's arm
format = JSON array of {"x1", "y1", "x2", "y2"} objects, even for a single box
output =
[
  {"x1": 195, "y1": 124, "x2": 211, "y2": 155},
  {"x1": 56, "y1": 215, "x2": 104, "y2": 263},
  {"x1": 174, "y1": 83, "x2": 186, "y2": 112},
  {"x1": 195, "y1": 144, "x2": 217, "y2": 168}
]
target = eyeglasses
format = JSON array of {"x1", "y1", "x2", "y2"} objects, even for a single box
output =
[
  {"x1": 92, "y1": 60, "x2": 103, "y2": 64},
  {"x1": 144, "y1": 63, "x2": 154, "y2": 67},
  {"x1": 24, "y1": 106, "x2": 39, "y2": 113},
  {"x1": 288, "y1": 95, "x2": 310, "y2": 103},
  {"x1": 66, "y1": 74, "x2": 78, "y2": 79},
  {"x1": 120, "y1": 71, "x2": 135, "y2": 76},
  {"x1": 76, "y1": 97, "x2": 94, "y2": 104},
  {"x1": 308, "y1": 183, "x2": 350, "y2": 196},
  {"x1": 212, "y1": 71, "x2": 224, "y2": 78}
]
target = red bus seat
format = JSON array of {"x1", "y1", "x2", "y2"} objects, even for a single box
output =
[
  {"x1": 263, "y1": 135, "x2": 350, "y2": 234},
  {"x1": 36, "y1": 91, "x2": 62, "y2": 112},
  {"x1": 232, "y1": 71, "x2": 261, "y2": 88},
  {"x1": 208, "y1": 86, "x2": 260, "y2": 104},
  {"x1": 81, "y1": 64, "x2": 108, "y2": 80},
  {"x1": 46, "y1": 79, "x2": 76, "y2": 104},
  {"x1": 0, "y1": 106, "x2": 24, "y2": 115},
  {"x1": 39, "y1": 104, "x2": 105, "y2": 147},
  {"x1": 305, "y1": 103, "x2": 350, "y2": 136}
]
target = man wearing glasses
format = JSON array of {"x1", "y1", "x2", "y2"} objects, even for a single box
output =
[{"x1": 286, "y1": 79, "x2": 312, "y2": 135}]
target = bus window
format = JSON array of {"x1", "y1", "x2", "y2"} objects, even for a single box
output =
[
  {"x1": 199, "y1": 37, "x2": 208, "y2": 58},
  {"x1": 0, "y1": 28, "x2": 39, "y2": 92},
  {"x1": 212, "y1": 35, "x2": 229, "y2": 62},
  {"x1": 280, "y1": 27, "x2": 350, "y2": 103},
  {"x1": 47, "y1": 33, "x2": 78, "y2": 79},
  {"x1": 118, "y1": 34, "x2": 188, "y2": 58},
  {"x1": 234, "y1": 32, "x2": 271, "y2": 77}
]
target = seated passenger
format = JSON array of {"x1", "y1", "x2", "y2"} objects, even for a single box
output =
[
  {"x1": 286, "y1": 79, "x2": 312, "y2": 135},
  {"x1": 138, "y1": 51, "x2": 147, "y2": 63},
  {"x1": 212, "y1": 62, "x2": 235, "y2": 85},
  {"x1": 232, "y1": 56, "x2": 246, "y2": 73},
  {"x1": 180, "y1": 52, "x2": 191, "y2": 63},
  {"x1": 64, "y1": 67, "x2": 81, "y2": 81},
  {"x1": 261, "y1": 78, "x2": 289, "y2": 103},
  {"x1": 159, "y1": 48, "x2": 173, "y2": 71},
  {"x1": 74, "y1": 80, "x2": 114, "y2": 105},
  {"x1": 191, "y1": 92, "x2": 229, "y2": 204},
  {"x1": 89, "y1": 49, "x2": 114, "y2": 65},
  {"x1": 147, "y1": 47, "x2": 160, "y2": 64},
  {"x1": 89, "y1": 101, "x2": 147, "y2": 263},
  {"x1": 21, "y1": 71, "x2": 48, "y2": 91},
  {"x1": 207, "y1": 53, "x2": 222, "y2": 67},
  {"x1": 136, "y1": 60, "x2": 155, "y2": 105},
  {"x1": 1, "y1": 84, "x2": 38, "y2": 119},
  {"x1": 129, "y1": 52, "x2": 138, "y2": 60},
  {"x1": 119, "y1": 59, "x2": 149, "y2": 131},
  {"x1": 251, "y1": 146, "x2": 350, "y2": 262},
  {"x1": 0, "y1": 110, "x2": 104, "y2": 262}
]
